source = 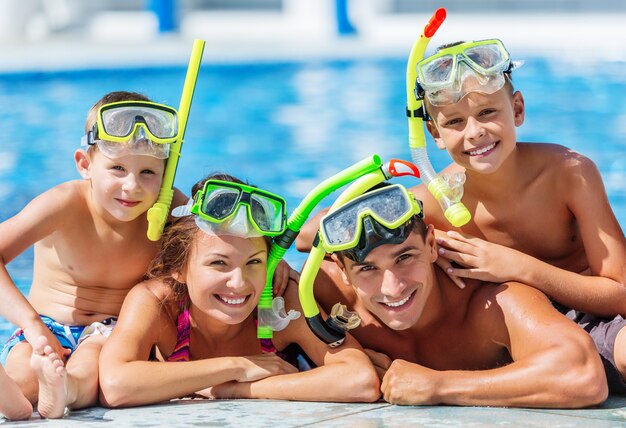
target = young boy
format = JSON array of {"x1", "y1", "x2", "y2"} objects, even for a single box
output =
[
  {"x1": 411, "y1": 38, "x2": 626, "y2": 393},
  {"x1": 313, "y1": 184, "x2": 607, "y2": 407},
  {"x1": 0, "y1": 91, "x2": 188, "y2": 419}
]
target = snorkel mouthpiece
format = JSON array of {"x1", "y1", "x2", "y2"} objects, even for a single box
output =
[{"x1": 406, "y1": 8, "x2": 471, "y2": 227}]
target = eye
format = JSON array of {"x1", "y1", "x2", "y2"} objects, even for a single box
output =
[
  {"x1": 444, "y1": 117, "x2": 463, "y2": 126},
  {"x1": 247, "y1": 258, "x2": 264, "y2": 266},
  {"x1": 208, "y1": 259, "x2": 226, "y2": 266},
  {"x1": 359, "y1": 264, "x2": 376, "y2": 272},
  {"x1": 141, "y1": 169, "x2": 156, "y2": 175},
  {"x1": 480, "y1": 108, "x2": 496, "y2": 116},
  {"x1": 111, "y1": 165, "x2": 125, "y2": 172},
  {"x1": 397, "y1": 253, "x2": 413, "y2": 264}
]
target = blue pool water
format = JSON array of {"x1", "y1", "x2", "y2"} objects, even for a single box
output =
[{"x1": 0, "y1": 57, "x2": 625, "y2": 341}]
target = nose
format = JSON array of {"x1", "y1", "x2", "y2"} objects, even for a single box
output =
[
  {"x1": 121, "y1": 173, "x2": 140, "y2": 193},
  {"x1": 225, "y1": 267, "x2": 246, "y2": 292},
  {"x1": 465, "y1": 116, "x2": 485, "y2": 141},
  {"x1": 380, "y1": 269, "x2": 407, "y2": 298}
]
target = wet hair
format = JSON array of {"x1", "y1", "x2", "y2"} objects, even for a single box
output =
[
  {"x1": 147, "y1": 172, "x2": 273, "y2": 299},
  {"x1": 85, "y1": 91, "x2": 151, "y2": 133}
]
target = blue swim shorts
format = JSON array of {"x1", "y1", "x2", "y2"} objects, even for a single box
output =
[{"x1": 0, "y1": 315, "x2": 116, "y2": 365}]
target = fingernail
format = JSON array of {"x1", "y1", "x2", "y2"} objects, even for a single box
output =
[
  {"x1": 447, "y1": 268, "x2": 453, "y2": 273},
  {"x1": 439, "y1": 248, "x2": 445, "y2": 255}
]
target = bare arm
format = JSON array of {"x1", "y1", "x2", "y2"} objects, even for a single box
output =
[
  {"x1": 209, "y1": 283, "x2": 380, "y2": 402},
  {"x1": 294, "y1": 208, "x2": 328, "y2": 253},
  {"x1": 382, "y1": 283, "x2": 607, "y2": 408},
  {"x1": 438, "y1": 157, "x2": 626, "y2": 316},
  {"x1": 0, "y1": 184, "x2": 77, "y2": 357},
  {"x1": 99, "y1": 281, "x2": 296, "y2": 407}
]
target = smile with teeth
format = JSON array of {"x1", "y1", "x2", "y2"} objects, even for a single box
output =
[
  {"x1": 467, "y1": 142, "x2": 497, "y2": 156},
  {"x1": 217, "y1": 295, "x2": 248, "y2": 305},
  {"x1": 382, "y1": 291, "x2": 414, "y2": 308}
]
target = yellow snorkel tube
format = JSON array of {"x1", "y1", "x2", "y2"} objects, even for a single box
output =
[
  {"x1": 147, "y1": 39, "x2": 206, "y2": 241},
  {"x1": 407, "y1": 8, "x2": 470, "y2": 227}
]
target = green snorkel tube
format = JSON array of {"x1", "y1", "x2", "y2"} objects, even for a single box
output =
[
  {"x1": 407, "y1": 8, "x2": 471, "y2": 227},
  {"x1": 298, "y1": 159, "x2": 421, "y2": 347},
  {"x1": 147, "y1": 39, "x2": 206, "y2": 241},
  {"x1": 257, "y1": 155, "x2": 385, "y2": 339}
]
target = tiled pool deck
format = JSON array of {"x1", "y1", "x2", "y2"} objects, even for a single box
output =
[{"x1": 3, "y1": 396, "x2": 626, "y2": 427}]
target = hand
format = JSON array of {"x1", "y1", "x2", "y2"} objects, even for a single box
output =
[
  {"x1": 434, "y1": 244, "x2": 466, "y2": 289},
  {"x1": 236, "y1": 353, "x2": 298, "y2": 382},
  {"x1": 436, "y1": 231, "x2": 525, "y2": 284},
  {"x1": 364, "y1": 348, "x2": 391, "y2": 382},
  {"x1": 21, "y1": 321, "x2": 70, "y2": 361},
  {"x1": 272, "y1": 260, "x2": 299, "y2": 297},
  {"x1": 381, "y1": 359, "x2": 440, "y2": 405}
]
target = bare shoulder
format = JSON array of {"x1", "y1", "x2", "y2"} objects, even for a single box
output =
[
  {"x1": 466, "y1": 282, "x2": 555, "y2": 330},
  {"x1": 131, "y1": 278, "x2": 176, "y2": 304},
  {"x1": 519, "y1": 143, "x2": 598, "y2": 175}
]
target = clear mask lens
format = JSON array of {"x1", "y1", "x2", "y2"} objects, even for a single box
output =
[
  {"x1": 195, "y1": 205, "x2": 263, "y2": 238},
  {"x1": 322, "y1": 186, "x2": 413, "y2": 248},
  {"x1": 95, "y1": 129, "x2": 170, "y2": 159},
  {"x1": 101, "y1": 106, "x2": 177, "y2": 140}
]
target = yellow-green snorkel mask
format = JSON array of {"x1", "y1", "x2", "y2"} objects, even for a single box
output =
[{"x1": 81, "y1": 101, "x2": 178, "y2": 160}]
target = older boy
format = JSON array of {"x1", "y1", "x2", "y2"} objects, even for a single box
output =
[
  {"x1": 0, "y1": 91, "x2": 187, "y2": 418},
  {"x1": 411, "y1": 38, "x2": 626, "y2": 393},
  {"x1": 314, "y1": 184, "x2": 607, "y2": 407}
]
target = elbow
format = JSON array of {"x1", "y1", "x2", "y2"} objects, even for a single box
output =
[
  {"x1": 556, "y1": 339, "x2": 608, "y2": 407},
  {"x1": 345, "y1": 365, "x2": 381, "y2": 403},
  {"x1": 99, "y1": 371, "x2": 135, "y2": 408}
]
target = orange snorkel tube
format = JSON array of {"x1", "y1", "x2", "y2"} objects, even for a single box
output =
[{"x1": 406, "y1": 8, "x2": 471, "y2": 227}]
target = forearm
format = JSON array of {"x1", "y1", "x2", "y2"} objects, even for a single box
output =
[
  {"x1": 434, "y1": 349, "x2": 605, "y2": 408},
  {"x1": 222, "y1": 361, "x2": 379, "y2": 403},
  {"x1": 0, "y1": 265, "x2": 41, "y2": 328},
  {"x1": 100, "y1": 358, "x2": 243, "y2": 407},
  {"x1": 517, "y1": 256, "x2": 626, "y2": 316}
]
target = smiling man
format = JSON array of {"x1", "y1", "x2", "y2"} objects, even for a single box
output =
[{"x1": 311, "y1": 183, "x2": 608, "y2": 408}]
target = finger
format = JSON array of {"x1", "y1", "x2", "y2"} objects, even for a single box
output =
[
  {"x1": 445, "y1": 269, "x2": 466, "y2": 289},
  {"x1": 447, "y1": 267, "x2": 489, "y2": 281},
  {"x1": 437, "y1": 237, "x2": 477, "y2": 255},
  {"x1": 437, "y1": 247, "x2": 477, "y2": 267}
]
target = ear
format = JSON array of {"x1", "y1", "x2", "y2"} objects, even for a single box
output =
[
  {"x1": 74, "y1": 149, "x2": 93, "y2": 180},
  {"x1": 426, "y1": 120, "x2": 446, "y2": 150},
  {"x1": 172, "y1": 268, "x2": 187, "y2": 285},
  {"x1": 512, "y1": 91, "x2": 525, "y2": 127},
  {"x1": 424, "y1": 224, "x2": 438, "y2": 263}
]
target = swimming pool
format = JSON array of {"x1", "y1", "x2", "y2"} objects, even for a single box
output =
[{"x1": 0, "y1": 56, "x2": 625, "y2": 341}]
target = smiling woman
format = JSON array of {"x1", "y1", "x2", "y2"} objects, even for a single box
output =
[{"x1": 97, "y1": 172, "x2": 379, "y2": 407}]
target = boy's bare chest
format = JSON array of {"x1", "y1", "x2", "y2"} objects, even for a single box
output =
[
  {"x1": 465, "y1": 194, "x2": 586, "y2": 271},
  {"x1": 39, "y1": 226, "x2": 158, "y2": 288}
]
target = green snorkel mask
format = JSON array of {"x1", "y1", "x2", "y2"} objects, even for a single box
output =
[
  {"x1": 147, "y1": 39, "x2": 205, "y2": 241},
  {"x1": 406, "y1": 8, "x2": 471, "y2": 228}
]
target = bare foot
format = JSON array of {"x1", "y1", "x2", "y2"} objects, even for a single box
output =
[
  {"x1": 0, "y1": 365, "x2": 32, "y2": 420},
  {"x1": 30, "y1": 336, "x2": 67, "y2": 419}
]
